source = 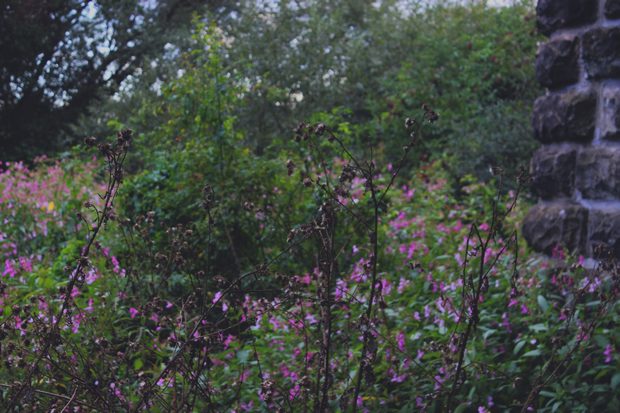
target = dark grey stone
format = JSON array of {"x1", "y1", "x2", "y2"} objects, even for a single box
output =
[
  {"x1": 536, "y1": 38, "x2": 580, "y2": 89},
  {"x1": 589, "y1": 209, "x2": 620, "y2": 258},
  {"x1": 601, "y1": 87, "x2": 620, "y2": 140},
  {"x1": 532, "y1": 90, "x2": 597, "y2": 143},
  {"x1": 522, "y1": 202, "x2": 588, "y2": 254},
  {"x1": 531, "y1": 146, "x2": 576, "y2": 199},
  {"x1": 575, "y1": 147, "x2": 620, "y2": 199},
  {"x1": 606, "y1": 0, "x2": 620, "y2": 19},
  {"x1": 583, "y1": 27, "x2": 620, "y2": 79},
  {"x1": 536, "y1": 0, "x2": 598, "y2": 36}
]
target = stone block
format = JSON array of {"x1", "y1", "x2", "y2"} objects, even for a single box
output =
[
  {"x1": 589, "y1": 209, "x2": 620, "y2": 258},
  {"x1": 601, "y1": 87, "x2": 620, "y2": 140},
  {"x1": 536, "y1": 38, "x2": 580, "y2": 89},
  {"x1": 522, "y1": 202, "x2": 588, "y2": 254},
  {"x1": 536, "y1": 0, "x2": 598, "y2": 36},
  {"x1": 531, "y1": 145, "x2": 576, "y2": 199},
  {"x1": 583, "y1": 27, "x2": 620, "y2": 79},
  {"x1": 576, "y1": 147, "x2": 620, "y2": 199},
  {"x1": 606, "y1": 0, "x2": 620, "y2": 19},
  {"x1": 532, "y1": 89, "x2": 596, "y2": 143}
]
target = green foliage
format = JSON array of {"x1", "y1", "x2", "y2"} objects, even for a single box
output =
[
  {"x1": 116, "y1": 25, "x2": 311, "y2": 281},
  {"x1": 211, "y1": 0, "x2": 541, "y2": 182},
  {"x1": 3, "y1": 2, "x2": 618, "y2": 412}
]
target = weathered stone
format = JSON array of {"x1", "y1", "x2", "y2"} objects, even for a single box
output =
[
  {"x1": 575, "y1": 147, "x2": 620, "y2": 199},
  {"x1": 536, "y1": 0, "x2": 598, "y2": 36},
  {"x1": 601, "y1": 87, "x2": 620, "y2": 140},
  {"x1": 606, "y1": 0, "x2": 620, "y2": 19},
  {"x1": 589, "y1": 209, "x2": 620, "y2": 258},
  {"x1": 536, "y1": 38, "x2": 580, "y2": 89},
  {"x1": 583, "y1": 27, "x2": 620, "y2": 79},
  {"x1": 522, "y1": 202, "x2": 588, "y2": 254},
  {"x1": 531, "y1": 146, "x2": 576, "y2": 199},
  {"x1": 532, "y1": 90, "x2": 596, "y2": 143}
]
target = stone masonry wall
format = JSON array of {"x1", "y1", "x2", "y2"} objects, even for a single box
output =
[{"x1": 523, "y1": 0, "x2": 620, "y2": 257}]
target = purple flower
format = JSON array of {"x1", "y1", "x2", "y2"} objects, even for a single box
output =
[
  {"x1": 604, "y1": 344, "x2": 614, "y2": 364},
  {"x1": 397, "y1": 332, "x2": 406, "y2": 352},
  {"x1": 2, "y1": 259, "x2": 16, "y2": 277}
]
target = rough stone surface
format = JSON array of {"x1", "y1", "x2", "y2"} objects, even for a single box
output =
[
  {"x1": 526, "y1": 1, "x2": 620, "y2": 258},
  {"x1": 582, "y1": 27, "x2": 620, "y2": 79},
  {"x1": 575, "y1": 147, "x2": 620, "y2": 199},
  {"x1": 536, "y1": 38, "x2": 580, "y2": 89},
  {"x1": 606, "y1": 0, "x2": 620, "y2": 19},
  {"x1": 532, "y1": 90, "x2": 596, "y2": 143},
  {"x1": 531, "y1": 146, "x2": 576, "y2": 199},
  {"x1": 536, "y1": 0, "x2": 598, "y2": 36},
  {"x1": 522, "y1": 202, "x2": 588, "y2": 254},
  {"x1": 589, "y1": 209, "x2": 620, "y2": 258},
  {"x1": 601, "y1": 87, "x2": 620, "y2": 140}
]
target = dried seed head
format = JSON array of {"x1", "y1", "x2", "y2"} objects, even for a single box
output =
[
  {"x1": 286, "y1": 159, "x2": 295, "y2": 176},
  {"x1": 405, "y1": 117, "x2": 415, "y2": 130}
]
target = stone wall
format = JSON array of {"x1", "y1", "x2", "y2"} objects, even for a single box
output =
[{"x1": 523, "y1": 0, "x2": 620, "y2": 257}]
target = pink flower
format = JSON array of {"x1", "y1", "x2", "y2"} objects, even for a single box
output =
[
  {"x1": 223, "y1": 334, "x2": 235, "y2": 349},
  {"x1": 397, "y1": 331, "x2": 406, "y2": 352},
  {"x1": 501, "y1": 312, "x2": 511, "y2": 333},
  {"x1": 604, "y1": 344, "x2": 614, "y2": 364},
  {"x1": 18, "y1": 257, "x2": 32, "y2": 272},
  {"x1": 520, "y1": 304, "x2": 529, "y2": 315},
  {"x1": 298, "y1": 273, "x2": 312, "y2": 285},
  {"x1": 85, "y1": 268, "x2": 99, "y2": 284},
  {"x1": 129, "y1": 307, "x2": 139, "y2": 319},
  {"x1": 70, "y1": 286, "x2": 80, "y2": 299},
  {"x1": 289, "y1": 383, "x2": 301, "y2": 400},
  {"x1": 3, "y1": 259, "x2": 16, "y2": 277}
]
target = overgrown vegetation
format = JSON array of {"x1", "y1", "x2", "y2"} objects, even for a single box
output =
[{"x1": 0, "y1": 1, "x2": 618, "y2": 412}]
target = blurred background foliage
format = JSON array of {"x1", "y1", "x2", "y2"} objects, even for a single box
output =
[{"x1": 3, "y1": 0, "x2": 540, "y2": 184}]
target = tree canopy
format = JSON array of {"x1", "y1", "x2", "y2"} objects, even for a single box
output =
[{"x1": 0, "y1": 0, "x2": 234, "y2": 160}]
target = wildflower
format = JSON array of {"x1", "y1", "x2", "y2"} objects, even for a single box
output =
[
  {"x1": 2, "y1": 259, "x2": 16, "y2": 277},
  {"x1": 129, "y1": 307, "x2": 139, "y2": 319},
  {"x1": 397, "y1": 332, "x2": 406, "y2": 352},
  {"x1": 18, "y1": 257, "x2": 32, "y2": 272},
  {"x1": 604, "y1": 344, "x2": 614, "y2": 364}
]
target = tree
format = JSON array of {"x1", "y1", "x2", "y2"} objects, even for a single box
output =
[{"x1": 0, "y1": 0, "x2": 235, "y2": 160}]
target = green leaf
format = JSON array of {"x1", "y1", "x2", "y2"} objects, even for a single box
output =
[
  {"x1": 482, "y1": 328, "x2": 496, "y2": 340},
  {"x1": 611, "y1": 373, "x2": 620, "y2": 390},
  {"x1": 537, "y1": 295, "x2": 549, "y2": 312},
  {"x1": 453, "y1": 402, "x2": 470, "y2": 413},
  {"x1": 237, "y1": 349, "x2": 250, "y2": 364},
  {"x1": 529, "y1": 323, "x2": 547, "y2": 332},
  {"x1": 133, "y1": 358, "x2": 144, "y2": 370},
  {"x1": 523, "y1": 349, "x2": 541, "y2": 357},
  {"x1": 594, "y1": 335, "x2": 610, "y2": 348},
  {"x1": 513, "y1": 340, "x2": 526, "y2": 355}
]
